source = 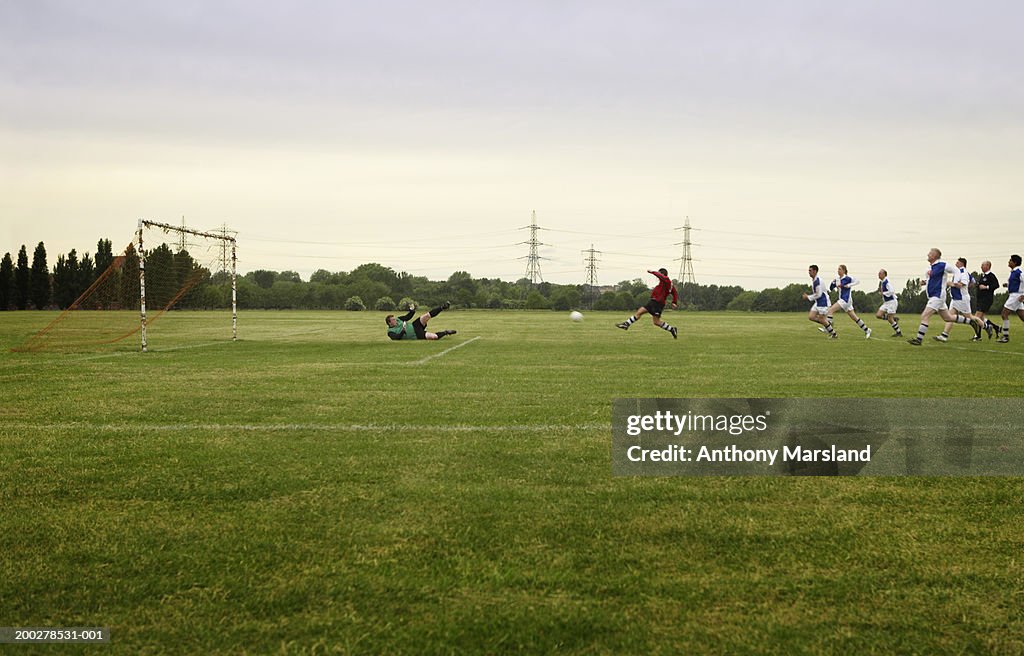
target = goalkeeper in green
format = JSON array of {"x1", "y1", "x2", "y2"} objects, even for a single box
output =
[{"x1": 385, "y1": 301, "x2": 456, "y2": 341}]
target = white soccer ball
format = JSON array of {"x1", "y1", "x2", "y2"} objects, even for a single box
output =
[{"x1": 570, "y1": 311, "x2": 584, "y2": 322}]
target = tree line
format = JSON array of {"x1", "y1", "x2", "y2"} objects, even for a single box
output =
[
  {"x1": 0, "y1": 240, "x2": 212, "y2": 312},
  {"x1": 0, "y1": 240, "x2": 1002, "y2": 314}
]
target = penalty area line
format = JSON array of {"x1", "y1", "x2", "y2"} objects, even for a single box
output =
[{"x1": 414, "y1": 335, "x2": 481, "y2": 365}]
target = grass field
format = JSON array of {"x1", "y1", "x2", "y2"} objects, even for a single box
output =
[{"x1": 2, "y1": 309, "x2": 1022, "y2": 654}]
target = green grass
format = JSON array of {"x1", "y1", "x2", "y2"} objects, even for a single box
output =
[{"x1": 1, "y1": 310, "x2": 1022, "y2": 655}]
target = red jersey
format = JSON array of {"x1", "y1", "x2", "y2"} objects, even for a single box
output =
[{"x1": 648, "y1": 270, "x2": 678, "y2": 304}]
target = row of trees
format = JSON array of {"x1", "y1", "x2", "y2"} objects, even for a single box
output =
[
  {"x1": 234, "y1": 268, "x2": 1009, "y2": 316},
  {"x1": 0, "y1": 240, "x2": 212, "y2": 312},
  {"x1": 221, "y1": 267, "x2": 997, "y2": 316},
  {"x1": 0, "y1": 240, "x2": 1003, "y2": 314},
  {"x1": 711, "y1": 279, "x2": 940, "y2": 315},
  {"x1": 1, "y1": 243, "x2": 53, "y2": 311}
]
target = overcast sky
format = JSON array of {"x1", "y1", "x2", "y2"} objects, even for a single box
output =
[{"x1": 2, "y1": 0, "x2": 1022, "y2": 289}]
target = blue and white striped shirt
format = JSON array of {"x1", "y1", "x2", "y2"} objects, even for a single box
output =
[
  {"x1": 809, "y1": 276, "x2": 829, "y2": 307},
  {"x1": 1009, "y1": 267, "x2": 1023, "y2": 294},
  {"x1": 879, "y1": 277, "x2": 896, "y2": 302},
  {"x1": 831, "y1": 275, "x2": 858, "y2": 303},
  {"x1": 950, "y1": 267, "x2": 970, "y2": 301},
  {"x1": 926, "y1": 261, "x2": 956, "y2": 299}
]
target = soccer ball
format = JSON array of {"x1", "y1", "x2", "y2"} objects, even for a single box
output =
[{"x1": 570, "y1": 311, "x2": 583, "y2": 322}]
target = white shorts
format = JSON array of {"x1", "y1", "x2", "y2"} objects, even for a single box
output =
[
  {"x1": 878, "y1": 300, "x2": 898, "y2": 315},
  {"x1": 1005, "y1": 293, "x2": 1024, "y2": 312},
  {"x1": 926, "y1": 297, "x2": 948, "y2": 312},
  {"x1": 811, "y1": 304, "x2": 829, "y2": 315},
  {"x1": 949, "y1": 299, "x2": 971, "y2": 315},
  {"x1": 835, "y1": 299, "x2": 854, "y2": 313}
]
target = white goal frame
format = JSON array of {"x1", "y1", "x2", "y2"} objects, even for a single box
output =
[{"x1": 137, "y1": 219, "x2": 237, "y2": 352}]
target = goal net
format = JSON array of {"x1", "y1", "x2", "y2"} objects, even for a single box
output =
[{"x1": 16, "y1": 220, "x2": 237, "y2": 352}]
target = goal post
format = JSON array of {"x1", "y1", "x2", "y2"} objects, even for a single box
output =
[
  {"x1": 15, "y1": 219, "x2": 238, "y2": 353},
  {"x1": 137, "y1": 219, "x2": 237, "y2": 352}
]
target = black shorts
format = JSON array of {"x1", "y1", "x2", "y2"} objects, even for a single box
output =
[
  {"x1": 977, "y1": 296, "x2": 994, "y2": 313},
  {"x1": 412, "y1": 317, "x2": 428, "y2": 339},
  {"x1": 644, "y1": 299, "x2": 666, "y2": 317}
]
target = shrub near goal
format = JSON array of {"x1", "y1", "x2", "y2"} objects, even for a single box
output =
[{"x1": 17, "y1": 220, "x2": 237, "y2": 353}]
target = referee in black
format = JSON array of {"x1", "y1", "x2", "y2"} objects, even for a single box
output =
[{"x1": 974, "y1": 260, "x2": 1000, "y2": 337}]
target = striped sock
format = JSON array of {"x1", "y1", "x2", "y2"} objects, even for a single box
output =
[
  {"x1": 917, "y1": 322, "x2": 929, "y2": 340},
  {"x1": 659, "y1": 322, "x2": 674, "y2": 332},
  {"x1": 625, "y1": 315, "x2": 637, "y2": 325},
  {"x1": 856, "y1": 319, "x2": 868, "y2": 332}
]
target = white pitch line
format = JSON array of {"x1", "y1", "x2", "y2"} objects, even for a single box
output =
[
  {"x1": 2, "y1": 422, "x2": 606, "y2": 433},
  {"x1": 866, "y1": 333, "x2": 1024, "y2": 357},
  {"x1": 74, "y1": 340, "x2": 233, "y2": 361},
  {"x1": 260, "y1": 327, "x2": 331, "y2": 340},
  {"x1": 68, "y1": 328, "x2": 330, "y2": 362},
  {"x1": 414, "y1": 335, "x2": 481, "y2": 365}
]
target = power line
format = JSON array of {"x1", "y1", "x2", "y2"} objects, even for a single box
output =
[
  {"x1": 692, "y1": 225, "x2": 1010, "y2": 248},
  {"x1": 242, "y1": 227, "x2": 520, "y2": 247},
  {"x1": 545, "y1": 227, "x2": 670, "y2": 239}
]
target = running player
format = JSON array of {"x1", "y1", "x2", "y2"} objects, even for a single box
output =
[
  {"x1": 938, "y1": 257, "x2": 988, "y2": 342},
  {"x1": 827, "y1": 265, "x2": 871, "y2": 339},
  {"x1": 616, "y1": 268, "x2": 680, "y2": 339},
  {"x1": 908, "y1": 248, "x2": 983, "y2": 345},
  {"x1": 974, "y1": 260, "x2": 1000, "y2": 337},
  {"x1": 874, "y1": 269, "x2": 901, "y2": 336},
  {"x1": 997, "y1": 254, "x2": 1024, "y2": 343},
  {"x1": 802, "y1": 265, "x2": 836, "y2": 338}
]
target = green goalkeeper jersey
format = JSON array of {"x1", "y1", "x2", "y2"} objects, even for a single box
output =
[{"x1": 388, "y1": 320, "x2": 418, "y2": 340}]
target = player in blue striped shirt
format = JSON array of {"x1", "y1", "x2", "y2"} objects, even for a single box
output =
[
  {"x1": 874, "y1": 269, "x2": 902, "y2": 336},
  {"x1": 802, "y1": 265, "x2": 836, "y2": 338},
  {"x1": 908, "y1": 248, "x2": 984, "y2": 345},
  {"x1": 826, "y1": 265, "x2": 871, "y2": 339},
  {"x1": 997, "y1": 254, "x2": 1024, "y2": 343},
  {"x1": 938, "y1": 257, "x2": 987, "y2": 342}
]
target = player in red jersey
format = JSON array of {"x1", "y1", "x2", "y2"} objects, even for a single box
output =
[{"x1": 615, "y1": 268, "x2": 679, "y2": 339}]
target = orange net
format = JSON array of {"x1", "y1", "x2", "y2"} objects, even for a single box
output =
[{"x1": 15, "y1": 230, "x2": 230, "y2": 352}]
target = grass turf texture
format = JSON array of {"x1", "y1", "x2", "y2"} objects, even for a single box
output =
[{"x1": 1, "y1": 310, "x2": 1022, "y2": 655}]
